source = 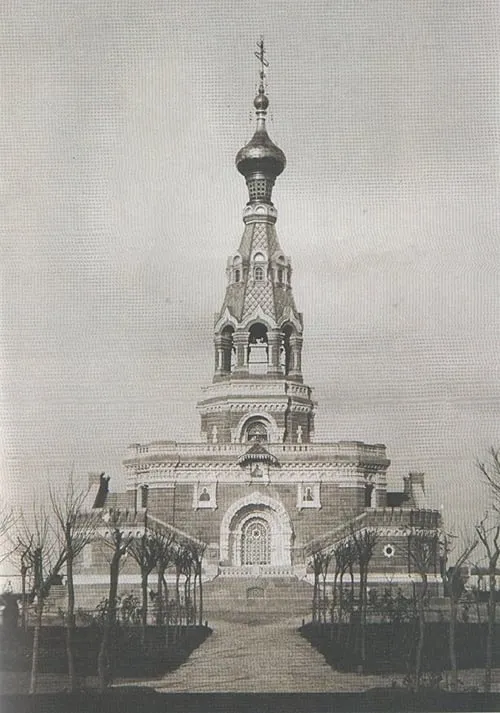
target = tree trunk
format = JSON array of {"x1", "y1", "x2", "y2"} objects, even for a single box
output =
[
  {"x1": 156, "y1": 567, "x2": 164, "y2": 626},
  {"x1": 66, "y1": 553, "x2": 76, "y2": 691},
  {"x1": 98, "y1": 554, "x2": 120, "y2": 691},
  {"x1": 485, "y1": 570, "x2": 496, "y2": 693},
  {"x1": 141, "y1": 570, "x2": 148, "y2": 646},
  {"x1": 29, "y1": 597, "x2": 44, "y2": 694},
  {"x1": 415, "y1": 576, "x2": 428, "y2": 692},
  {"x1": 322, "y1": 574, "x2": 327, "y2": 624},
  {"x1": 449, "y1": 594, "x2": 458, "y2": 691},
  {"x1": 193, "y1": 571, "x2": 197, "y2": 625},
  {"x1": 312, "y1": 568, "x2": 319, "y2": 623},
  {"x1": 198, "y1": 565, "x2": 204, "y2": 626},
  {"x1": 359, "y1": 564, "x2": 367, "y2": 667},
  {"x1": 21, "y1": 565, "x2": 28, "y2": 631},
  {"x1": 337, "y1": 571, "x2": 344, "y2": 643},
  {"x1": 175, "y1": 569, "x2": 181, "y2": 635}
]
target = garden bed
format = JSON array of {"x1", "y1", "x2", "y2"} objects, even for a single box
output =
[
  {"x1": 300, "y1": 621, "x2": 500, "y2": 675},
  {"x1": 0, "y1": 624, "x2": 211, "y2": 679}
]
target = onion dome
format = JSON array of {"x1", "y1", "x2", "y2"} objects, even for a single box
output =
[{"x1": 236, "y1": 83, "x2": 286, "y2": 204}]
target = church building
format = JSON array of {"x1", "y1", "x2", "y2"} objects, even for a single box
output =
[{"x1": 78, "y1": 46, "x2": 442, "y2": 611}]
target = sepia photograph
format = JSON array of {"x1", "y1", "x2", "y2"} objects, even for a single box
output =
[{"x1": 0, "y1": 1, "x2": 499, "y2": 711}]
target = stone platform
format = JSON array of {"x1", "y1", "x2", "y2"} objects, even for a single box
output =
[{"x1": 202, "y1": 575, "x2": 313, "y2": 623}]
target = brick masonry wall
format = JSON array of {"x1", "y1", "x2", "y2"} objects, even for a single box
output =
[{"x1": 142, "y1": 481, "x2": 366, "y2": 562}]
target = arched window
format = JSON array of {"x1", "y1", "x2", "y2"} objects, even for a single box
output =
[
  {"x1": 280, "y1": 323, "x2": 294, "y2": 375},
  {"x1": 243, "y1": 417, "x2": 269, "y2": 443},
  {"x1": 221, "y1": 325, "x2": 234, "y2": 374},
  {"x1": 253, "y1": 252, "x2": 265, "y2": 282},
  {"x1": 241, "y1": 518, "x2": 271, "y2": 565},
  {"x1": 234, "y1": 269, "x2": 241, "y2": 283}
]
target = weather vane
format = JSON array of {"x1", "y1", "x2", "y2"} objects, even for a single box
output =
[{"x1": 254, "y1": 37, "x2": 269, "y2": 83}]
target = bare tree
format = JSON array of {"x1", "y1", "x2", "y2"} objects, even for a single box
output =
[
  {"x1": 128, "y1": 527, "x2": 160, "y2": 645},
  {"x1": 0, "y1": 505, "x2": 17, "y2": 565},
  {"x1": 17, "y1": 508, "x2": 67, "y2": 694},
  {"x1": 310, "y1": 550, "x2": 324, "y2": 624},
  {"x1": 180, "y1": 546, "x2": 194, "y2": 625},
  {"x1": 187, "y1": 542, "x2": 207, "y2": 626},
  {"x1": 441, "y1": 532, "x2": 477, "y2": 691},
  {"x1": 350, "y1": 527, "x2": 378, "y2": 668},
  {"x1": 50, "y1": 479, "x2": 100, "y2": 691},
  {"x1": 332, "y1": 540, "x2": 356, "y2": 641},
  {"x1": 475, "y1": 514, "x2": 500, "y2": 693},
  {"x1": 477, "y1": 448, "x2": 500, "y2": 503},
  {"x1": 147, "y1": 528, "x2": 176, "y2": 627},
  {"x1": 97, "y1": 509, "x2": 134, "y2": 691},
  {"x1": 407, "y1": 528, "x2": 440, "y2": 691}
]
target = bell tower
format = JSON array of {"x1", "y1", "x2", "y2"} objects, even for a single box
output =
[{"x1": 198, "y1": 41, "x2": 315, "y2": 446}]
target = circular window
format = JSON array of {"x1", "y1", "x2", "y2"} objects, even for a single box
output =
[{"x1": 383, "y1": 544, "x2": 395, "y2": 558}]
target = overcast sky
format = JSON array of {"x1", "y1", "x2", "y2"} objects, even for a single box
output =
[{"x1": 1, "y1": 0, "x2": 499, "y2": 535}]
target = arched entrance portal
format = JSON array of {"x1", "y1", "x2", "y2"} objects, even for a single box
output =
[
  {"x1": 241, "y1": 517, "x2": 271, "y2": 565},
  {"x1": 219, "y1": 492, "x2": 293, "y2": 568}
]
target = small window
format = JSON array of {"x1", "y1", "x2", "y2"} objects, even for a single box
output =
[
  {"x1": 277, "y1": 268, "x2": 283, "y2": 283},
  {"x1": 234, "y1": 269, "x2": 241, "y2": 283},
  {"x1": 254, "y1": 266, "x2": 264, "y2": 281},
  {"x1": 140, "y1": 484, "x2": 149, "y2": 509}
]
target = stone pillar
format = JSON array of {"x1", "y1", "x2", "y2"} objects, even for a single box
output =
[
  {"x1": 288, "y1": 335, "x2": 303, "y2": 380},
  {"x1": 233, "y1": 330, "x2": 249, "y2": 375},
  {"x1": 267, "y1": 329, "x2": 282, "y2": 376}
]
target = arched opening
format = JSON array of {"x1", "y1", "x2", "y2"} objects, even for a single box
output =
[
  {"x1": 241, "y1": 518, "x2": 271, "y2": 565},
  {"x1": 221, "y1": 325, "x2": 235, "y2": 374},
  {"x1": 233, "y1": 255, "x2": 242, "y2": 284},
  {"x1": 243, "y1": 416, "x2": 270, "y2": 443},
  {"x1": 248, "y1": 322, "x2": 268, "y2": 374},
  {"x1": 280, "y1": 323, "x2": 294, "y2": 375},
  {"x1": 253, "y1": 252, "x2": 266, "y2": 281},
  {"x1": 365, "y1": 483, "x2": 375, "y2": 508},
  {"x1": 220, "y1": 493, "x2": 293, "y2": 568}
]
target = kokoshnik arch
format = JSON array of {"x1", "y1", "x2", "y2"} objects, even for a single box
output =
[{"x1": 77, "y1": 43, "x2": 442, "y2": 604}]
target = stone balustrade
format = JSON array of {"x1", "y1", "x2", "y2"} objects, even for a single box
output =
[
  {"x1": 219, "y1": 565, "x2": 295, "y2": 578},
  {"x1": 199, "y1": 380, "x2": 312, "y2": 401},
  {"x1": 127, "y1": 440, "x2": 387, "y2": 459}
]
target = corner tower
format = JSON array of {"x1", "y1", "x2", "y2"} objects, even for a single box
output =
[{"x1": 198, "y1": 42, "x2": 315, "y2": 446}]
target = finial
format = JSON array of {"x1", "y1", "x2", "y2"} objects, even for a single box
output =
[
  {"x1": 235, "y1": 39, "x2": 286, "y2": 204},
  {"x1": 253, "y1": 38, "x2": 269, "y2": 112},
  {"x1": 254, "y1": 37, "x2": 269, "y2": 89}
]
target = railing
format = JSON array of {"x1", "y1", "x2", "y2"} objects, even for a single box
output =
[
  {"x1": 199, "y1": 381, "x2": 313, "y2": 400},
  {"x1": 126, "y1": 441, "x2": 388, "y2": 459},
  {"x1": 304, "y1": 508, "x2": 441, "y2": 555},
  {"x1": 218, "y1": 565, "x2": 294, "y2": 578}
]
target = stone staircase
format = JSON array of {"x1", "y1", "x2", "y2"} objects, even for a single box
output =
[{"x1": 202, "y1": 575, "x2": 313, "y2": 623}]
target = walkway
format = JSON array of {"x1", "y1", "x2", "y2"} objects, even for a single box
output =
[{"x1": 119, "y1": 619, "x2": 400, "y2": 692}]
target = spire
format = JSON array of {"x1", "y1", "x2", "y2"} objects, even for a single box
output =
[{"x1": 235, "y1": 40, "x2": 286, "y2": 205}]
